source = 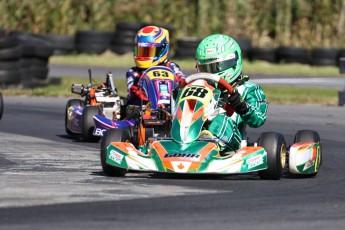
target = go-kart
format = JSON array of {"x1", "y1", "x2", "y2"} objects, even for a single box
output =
[
  {"x1": 93, "y1": 66, "x2": 176, "y2": 138},
  {"x1": 100, "y1": 73, "x2": 321, "y2": 179},
  {"x1": 65, "y1": 69, "x2": 125, "y2": 142},
  {"x1": 0, "y1": 92, "x2": 3, "y2": 120}
]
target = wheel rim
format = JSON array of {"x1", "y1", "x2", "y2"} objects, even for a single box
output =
[{"x1": 280, "y1": 143, "x2": 287, "y2": 168}]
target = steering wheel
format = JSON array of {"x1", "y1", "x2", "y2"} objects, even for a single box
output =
[
  {"x1": 185, "y1": 72, "x2": 235, "y2": 116},
  {"x1": 185, "y1": 73, "x2": 234, "y2": 94}
]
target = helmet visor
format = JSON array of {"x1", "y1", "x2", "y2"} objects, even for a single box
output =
[
  {"x1": 197, "y1": 58, "x2": 237, "y2": 74},
  {"x1": 134, "y1": 44, "x2": 165, "y2": 58}
]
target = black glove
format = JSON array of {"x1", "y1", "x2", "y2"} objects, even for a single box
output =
[
  {"x1": 172, "y1": 87, "x2": 179, "y2": 101},
  {"x1": 223, "y1": 89, "x2": 249, "y2": 115}
]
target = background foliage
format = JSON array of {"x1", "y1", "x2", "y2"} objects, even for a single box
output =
[{"x1": 0, "y1": 0, "x2": 345, "y2": 48}]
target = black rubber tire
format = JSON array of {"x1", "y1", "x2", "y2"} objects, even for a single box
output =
[
  {"x1": 0, "y1": 46, "x2": 22, "y2": 60},
  {"x1": 0, "y1": 60, "x2": 20, "y2": 70},
  {"x1": 76, "y1": 30, "x2": 113, "y2": 43},
  {"x1": 82, "y1": 106, "x2": 101, "y2": 142},
  {"x1": 76, "y1": 43, "x2": 109, "y2": 55},
  {"x1": 311, "y1": 48, "x2": 339, "y2": 66},
  {"x1": 65, "y1": 99, "x2": 85, "y2": 135},
  {"x1": 0, "y1": 36, "x2": 19, "y2": 49},
  {"x1": 100, "y1": 127, "x2": 132, "y2": 176},
  {"x1": 293, "y1": 130, "x2": 322, "y2": 177},
  {"x1": 276, "y1": 46, "x2": 310, "y2": 64},
  {"x1": 248, "y1": 47, "x2": 278, "y2": 63},
  {"x1": 115, "y1": 22, "x2": 145, "y2": 32},
  {"x1": 0, "y1": 69, "x2": 21, "y2": 84},
  {"x1": 0, "y1": 92, "x2": 3, "y2": 120},
  {"x1": 257, "y1": 132, "x2": 287, "y2": 180},
  {"x1": 110, "y1": 44, "x2": 133, "y2": 55}
]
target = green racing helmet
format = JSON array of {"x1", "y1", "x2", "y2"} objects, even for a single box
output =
[{"x1": 195, "y1": 34, "x2": 243, "y2": 84}]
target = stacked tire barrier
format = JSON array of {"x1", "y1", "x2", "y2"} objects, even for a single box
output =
[
  {"x1": 110, "y1": 22, "x2": 144, "y2": 55},
  {"x1": 40, "y1": 34, "x2": 75, "y2": 56},
  {"x1": 0, "y1": 31, "x2": 54, "y2": 88},
  {"x1": 0, "y1": 35, "x2": 22, "y2": 86},
  {"x1": 12, "y1": 31, "x2": 54, "y2": 88},
  {"x1": 174, "y1": 37, "x2": 202, "y2": 59},
  {"x1": 76, "y1": 30, "x2": 112, "y2": 55}
]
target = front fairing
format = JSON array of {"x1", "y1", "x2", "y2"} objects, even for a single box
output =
[
  {"x1": 139, "y1": 66, "x2": 176, "y2": 110},
  {"x1": 171, "y1": 80, "x2": 220, "y2": 143}
]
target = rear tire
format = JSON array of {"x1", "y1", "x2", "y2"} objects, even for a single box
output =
[
  {"x1": 65, "y1": 99, "x2": 84, "y2": 135},
  {"x1": 294, "y1": 130, "x2": 321, "y2": 177},
  {"x1": 82, "y1": 106, "x2": 101, "y2": 142},
  {"x1": 258, "y1": 132, "x2": 287, "y2": 180},
  {"x1": 100, "y1": 128, "x2": 132, "y2": 176}
]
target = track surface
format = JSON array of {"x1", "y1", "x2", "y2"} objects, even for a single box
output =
[{"x1": 0, "y1": 96, "x2": 345, "y2": 230}]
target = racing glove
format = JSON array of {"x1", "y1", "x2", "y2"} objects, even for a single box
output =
[
  {"x1": 130, "y1": 85, "x2": 148, "y2": 101},
  {"x1": 177, "y1": 77, "x2": 187, "y2": 88},
  {"x1": 223, "y1": 89, "x2": 249, "y2": 115}
]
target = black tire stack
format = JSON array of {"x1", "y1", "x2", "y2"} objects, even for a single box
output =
[
  {"x1": 10, "y1": 31, "x2": 54, "y2": 88},
  {"x1": 276, "y1": 46, "x2": 310, "y2": 64},
  {"x1": 235, "y1": 38, "x2": 252, "y2": 60},
  {"x1": 248, "y1": 47, "x2": 278, "y2": 63},
  {"x1": 76, "y1": 30, "x2": 112, "y2": 55},
  {"x1": 110, "y1": 22, "x2": 144, "y2": 55},
  {"x1": 39, "y1": 34, "x2": 75, "y2": 55},
  {"x1": 174, "y1": 37, "x2": 202, "y2": 59},
  {"x1": 0, "y1": 35, "x2": 22, "y2": 86},
  {"x1": 310, "y1": 48, "x2": 339, "y2": 66}
]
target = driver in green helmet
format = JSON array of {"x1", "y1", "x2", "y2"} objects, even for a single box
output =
[{"x1": 194, "y1": 34, "x2": 268, "y2": 152}]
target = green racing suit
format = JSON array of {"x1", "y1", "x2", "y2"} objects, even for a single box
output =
[{"x1": 207, "y1": 76, "x2": 268, "y2": 152}]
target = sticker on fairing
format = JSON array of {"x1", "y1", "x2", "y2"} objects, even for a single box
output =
[{"x1": 109, "y1": 150, "x2": 124, "y2": 164}]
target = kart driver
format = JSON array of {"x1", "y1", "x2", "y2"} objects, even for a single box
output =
[
  {"x1": 193, "y1": 34, "x2": 268, "y2": 152},
  {"x1": 126, "y1": 25, "x2": 185, "y2": 105}
]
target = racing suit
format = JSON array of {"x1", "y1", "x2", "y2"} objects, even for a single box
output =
[
  {"x1": 126, "y1": 60, "x2": 185, "y2": 105},
  {"x1": 208, "y1": 75, "x2": 267, "y2": 152}
]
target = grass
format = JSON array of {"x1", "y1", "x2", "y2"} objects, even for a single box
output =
[{"x1": 1, "y1": 52, "x2": 341, "y2": 105}]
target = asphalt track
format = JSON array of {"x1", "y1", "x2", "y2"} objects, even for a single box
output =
[{"x1": 0, "y1": 96, "x2": 345, "y2": 230}]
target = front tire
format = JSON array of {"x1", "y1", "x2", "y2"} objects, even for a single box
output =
[
  {"x1": 65, "y1": 99, "x2": 84, "y2": 135},
  {"x1": 258, "y1": 132, "x2": 287, "y2": 180},
  {"x1": 294, "y1": 130, "x2": 321, "y2": 177},
  {"x1": 100, "y1": 128, "x2": 132, "y2": 176},
  {"x1": 82, "y1": 106, "x2": 101, "y2": 142}
]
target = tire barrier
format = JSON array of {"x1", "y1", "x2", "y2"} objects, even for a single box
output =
[
  {"x1": 39, "y1": 34, "x2": 75, "y2": 56},
  {"x1": 0, "y1": 31, "x2": 54, "y2": 88},
  {"x1": 276, "y1": 46, "x2": 310, "y2": 64},
  {"x1": 0, "y1": 36, "x2": 22, "y2": 85},
  {"x1": 173, "y1": 37, "x2": 202, "y2": 59},
  {"x1": 76, "y1": 30, "x2": 112, "y2": 55},
  {"x1": 110, "y1": 22, "x2": 144, "y2": 55},
  {"x1": 310, "y1": 48, "x2": 339, "y2": 66},
  {"x1": 1, "y1": 21, "x2": 345, "y2": 89},
  {"x1": 248, "y1": 47, "x2": 278, "y2": 63}
]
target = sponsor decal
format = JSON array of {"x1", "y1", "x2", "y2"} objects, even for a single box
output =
[
  {"x1": 138, "y1": 42, "x2": 149, "y2": 47},
  {"x1": 164, "y1": 153, "x2": 200, "y2": 159},
  {"x1": 171, "y1": 161, "x2": 192, "y2": 172},
  {"x1": 303, "y1": 159, "x2": 315, "y2": 171},
  {"x1": 246, "y1": 154, "x2": 264, "y2": 169},
  {"x1": 109, "y1": 150, "x2": 124, "y2": 164},
  {"x1": 206, "y1": 48, "x2": 216, "y2": 54},
  {"x1": 93, "y1": 128, "x2": 107, "y2": 136}
]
